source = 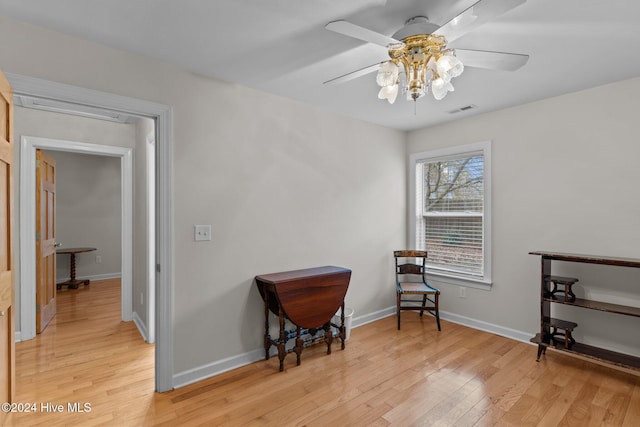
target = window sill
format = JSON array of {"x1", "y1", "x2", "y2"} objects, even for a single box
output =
[{"x1": 425, "y1": 271, "x2": 492, "y2": 291}]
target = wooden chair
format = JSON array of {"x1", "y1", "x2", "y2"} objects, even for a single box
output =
[{"x1": 395, "y1": 250, "x2": 441, "y2": 331}]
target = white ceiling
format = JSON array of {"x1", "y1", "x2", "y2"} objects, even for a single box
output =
[{"x1": 2, "y1": 0, "x2": 640, "y2": 131}]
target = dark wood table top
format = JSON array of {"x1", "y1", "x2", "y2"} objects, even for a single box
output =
[
  {"x1": 256, "y1": 266, "x2": 351, "y2": 329},
  {"x1": 56, "y1": 247, "x2": 97, "y2": 255},
  {"x1": 255, "y1": 266, "x2": 351, "y2": 284}
]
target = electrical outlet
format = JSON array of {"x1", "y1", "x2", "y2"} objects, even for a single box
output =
[
  {"x1": 140, "y1": 292, "x2": 144, "y2": 305},
  {"x1": 194, "y1": 225, "x2": 212, "y2": 241},
  {"x1": 95, "y1": 255, "x2": 102, "y2": 264},
  {"x1": 459, "y1": 286, "x2": 466, "y2": 298}
]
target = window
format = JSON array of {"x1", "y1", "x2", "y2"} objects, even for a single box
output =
[{"x1": 409, "y1": 141, "x2": 491, "y2": 287}]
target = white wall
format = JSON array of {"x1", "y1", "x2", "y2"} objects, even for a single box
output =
[
  {"x1": 408, "y1": 77, "x2": 640, "y2": 356},
  {"x1": 45, "y1": 150, "x2": 122, "y2": 281},
  {"x1": 1, "y1": 16, "x2": 406, "y2": 377}
]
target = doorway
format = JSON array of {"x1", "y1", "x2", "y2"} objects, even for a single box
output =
[
  {"x1": 7, "y1": 72, "x2": 173, "y2": 392},
  {"x1": 20, "y1": 136, "x2": 135, "y2": 334}
]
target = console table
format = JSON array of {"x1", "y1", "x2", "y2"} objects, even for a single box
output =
[
  {"x1": 255, "y1": 266, "x2": 351, "y2": 371},
  {"x1": 56, "y1": 247, "x2": 96, "y2": 289},
  {"x1": 529, "y1": 251, "x2": 640, "y2": 371}
]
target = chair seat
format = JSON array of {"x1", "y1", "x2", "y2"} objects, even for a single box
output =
[{"x1": 398, "y1": 281, "x2": 438, "y2": 294}]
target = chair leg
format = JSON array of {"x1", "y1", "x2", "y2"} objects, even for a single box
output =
[
  {"x1": 435, "y1": 292, "x2": 441, "y2": 331},
  {"x1": 397, "y1": 292, "x2": 401, "y2": 330},
  {"x1": 419, "y1": 294, "x2": 427, "y2": 317}
]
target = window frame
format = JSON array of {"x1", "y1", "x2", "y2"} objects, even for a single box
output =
[{"x1": 409, "y1": 141, "x2": 492, "y2": 289}]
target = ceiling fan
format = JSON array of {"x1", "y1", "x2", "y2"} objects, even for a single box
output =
[{"x1": 324, "y1": 0, "x2": 529, "y2": 104}]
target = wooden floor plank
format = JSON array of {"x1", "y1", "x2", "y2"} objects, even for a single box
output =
[
  {"x1": 4, "y1": 280, "x2": 640, "y2": 426},
  {"x1": 622, "y1": 383, "x2": 640, "y2": 427}
]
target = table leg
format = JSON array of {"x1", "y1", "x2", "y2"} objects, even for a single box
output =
[
  {"x1": 340, "y1": 302, "x2": 346, "y2": 350},
  {"x1": 277, "y1": 307, "x2": 286, "y2": 372},
  {"x1": 536, "y1": 344, "x2": 546, "y2": 361},
  {"x1": 264, "y1": 290, "x2": 270, "y2": 360},
  {"x1": 294, "y1": 326, "x2": 302, "y2": 366},
  {"x1": 68, "y1": 253, "x2": 79, "y2": 289},
  {"x1": 69, "y1": 254, "x2": 76, "y2": 281},
  {"x1": 57, "y1": 252, "x2": 91, "y2": 289},
  {"x1": 324, "y1": 322, "x2": 333, "y2": 355}
]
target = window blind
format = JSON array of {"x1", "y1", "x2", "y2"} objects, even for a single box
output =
[{"x1": 416, "y1": 153, "x2": 484, "y2": 277}]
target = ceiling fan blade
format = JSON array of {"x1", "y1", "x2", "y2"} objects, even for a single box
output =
[
  {"x1": 455, "y1": 49, "x2": 529, "y2": 71},
  {"x1": 323, "y1": 62, "x2": 382, "y2": 85},
  {"x1": 435, "y1": 0, "x2": 526, "y2": 43},
  {"x1": 326, "y1": 20, "x2": 401, "y2": 48}
]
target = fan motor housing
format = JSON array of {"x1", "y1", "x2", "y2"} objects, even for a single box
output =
[{"x1": 392, "y1": 16, "x2": 440, "y2": 41}]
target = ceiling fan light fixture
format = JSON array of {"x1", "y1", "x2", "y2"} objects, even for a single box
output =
[
  {"x1": 379, "y1": 33, "x2": 463, "y2": 104},
  {"x1": 324, "y1": 1, "x2": 530, "y2": 109}
]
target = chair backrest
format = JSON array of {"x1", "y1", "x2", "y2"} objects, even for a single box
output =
[{"x1": 394, "y1": 250, "x2": 427, "y2": 282}]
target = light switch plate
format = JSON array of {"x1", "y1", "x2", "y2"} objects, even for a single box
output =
[{"x1": 194, "y1": 225, "x2": 212, "y2": 241}]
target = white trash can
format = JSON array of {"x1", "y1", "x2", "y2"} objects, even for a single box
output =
[{"x1": 333, "y1": 307, "x2": 354, "y2": 341}]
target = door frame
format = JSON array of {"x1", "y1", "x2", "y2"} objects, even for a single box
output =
[
  {"x1": 7, "y1": 73, "x2": 174, "y2": 392},
  {"x1": 22, "y1": 136, "x2": 133, "y2": 327}
]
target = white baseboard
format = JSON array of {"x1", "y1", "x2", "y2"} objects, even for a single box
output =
[
  {"x1": 439, "y1": 310, "x2": 534, "y2": 344},
  {"x1": 173, "y1": 349, "x2": 265, "y2": 389},
  {"x1": 56, "y1": 272, "x2": 122, "y2": 283},
  {"x1": 351, "y1": 306, "x2": 395, "y2": 328},
  {"x1": 15, "y1": 331, "x2": 22, "y2": 343},
  {"x1": 132, "y1": 311, "x2": 149, "y2": 342}
]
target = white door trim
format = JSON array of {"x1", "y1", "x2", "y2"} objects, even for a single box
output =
[
  {"x1": 20, "y1": 136, "x2": 133, "y2": 328},
  {"x1": 146, "y1": 132, "x2": 156, "y2": 344},
  {"x1": 7, "y1": 73, "x2": 174, "y2": 392}
]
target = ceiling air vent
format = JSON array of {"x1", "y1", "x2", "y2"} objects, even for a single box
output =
[{"x1": 448, "y1": 104, "x2": 478, "y2": 114}]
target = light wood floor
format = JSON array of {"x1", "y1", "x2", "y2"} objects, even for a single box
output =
[{"x1": 6, "y1": 279, "x2": 640, "y2": 426}]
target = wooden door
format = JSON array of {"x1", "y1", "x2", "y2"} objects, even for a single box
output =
[
  {"x1": 0, "y1": 69, "x2": 15, "y2": 406},
  {"x1": 36, "y1": 150, "x2": 57, "y2": 333}
]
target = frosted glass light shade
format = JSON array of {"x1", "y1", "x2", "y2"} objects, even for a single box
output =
[
  {"x1": 378, "y1": 84, "x2": 399, "y2": 104},
  {"x1": 436, "y1": 54, "x2": 464, "y2": 83},
  {"x1": 376, "y1": 62, "x2": 399, "y2": 87},
  {"x1": 431, "y1": 78, "x2": 454, "y2": 100}
]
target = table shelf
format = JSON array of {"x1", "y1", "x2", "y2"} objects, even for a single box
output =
[
  {"x1": 544, "y1": 296, "x2": 640, "y2": 318},
  {"x1": 531, "y1": 333, "x2": 640, "y2": 371}
]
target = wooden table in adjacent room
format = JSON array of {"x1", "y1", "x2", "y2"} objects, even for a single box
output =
[
  {"x1": 56, "y1": 247, "x2": 96, "y2": 289},
  {"x1": 255, "y1": 266, "x2": 351, "y2": 371}
]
